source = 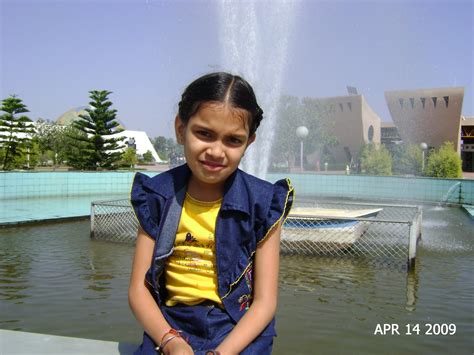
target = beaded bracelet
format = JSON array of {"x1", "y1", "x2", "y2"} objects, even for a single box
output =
[{"x1": 155, "y1": 329, "x2": 183, "y2": 354}]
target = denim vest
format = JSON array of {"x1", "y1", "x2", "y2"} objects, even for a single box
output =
[{"x1": 130, "y1": 164, "x2": 294, "y2": 335}]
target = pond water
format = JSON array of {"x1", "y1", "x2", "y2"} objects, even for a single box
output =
[{"x1": 0, "y1": 205, "x2": 472, "y2": 354}]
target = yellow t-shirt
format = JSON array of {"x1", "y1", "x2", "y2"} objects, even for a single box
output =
[{"x1": 164, "y1": 193, "x2": 222, "y2": 306}]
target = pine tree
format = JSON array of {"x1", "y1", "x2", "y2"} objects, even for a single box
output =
[
  {"x1": 0, "y1": 95, "x2": 35, "y2": 170},
  {"x1": 70, "y1": 90, "x2": 125, "y2": 170}
]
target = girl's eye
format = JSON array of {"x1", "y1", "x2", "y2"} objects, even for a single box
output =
[
  {"x1": 229, "y1": 137, "x2": 243, "y2": 145},
  {"x1": 196, "y1": 130, "x2": 211, "y2": 138}
]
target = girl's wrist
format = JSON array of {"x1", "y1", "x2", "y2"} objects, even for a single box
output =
[
  {"x1": 155, "y1": 328, "x2": 184, "y2": 354},
  {"x1": 163, "y1": 337, "x2": 190, "y2": 355}
]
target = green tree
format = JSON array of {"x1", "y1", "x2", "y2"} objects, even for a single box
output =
[
  {"x1": 142, "y1": 150, "x2": 154, "y2": 163},
  {"x1": 392, "y1": 143, "x2": 423, "y2": 176},
  {"x1": 424, "y1": 142, "x2": 462, "y2": 178},
  {"x1": 64, "y1": 126, "x2": 93, "y2": 169},
  {"x1": 153, "y1": 136, "x2": 180, "y2": 161},
  {"x1": 33, "y1": 120, "x2": 68, "y2": 165},
  {"x1": 0, "y1": 95, "x2": 35, "y2": 170},
  {"x1": 300, "y1": 97, "x2": 339, "y2": 167},
  {"x1": 121, "y1": 147, "x2": 138, "y2": 168},
  {"x1": 153, "y1": 136, "x2": 168, "y2": 159},
  {"x1": 70, "y1": 90, "x2": 125, "y2": 169},
  {"x1": 14, "y1": 140, "x2": 40, "y2": 169},
  {"x1": 272, "y1": 95, "x2": 338, "y2": 170},
  {"x1": 359, "y1": 143, "x2": 392, "y2": 176}
]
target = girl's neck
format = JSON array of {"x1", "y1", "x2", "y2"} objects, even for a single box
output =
[{"x1": 187, "y1": 176, "x2": 224, "y2": 202}]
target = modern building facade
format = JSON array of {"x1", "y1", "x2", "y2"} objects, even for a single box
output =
[
  {"x1": 381, "y1": 121, "x2": 402, "y2": 150},
  {"x1": 461, "y1": 116, "x2": 474, "y2": 172},
  {"x1": 316, "y1": 94, "x2": 382, "y2": 164},
  {"x1": 384, "y1": 87, "x2": 464, "y2": 152}
]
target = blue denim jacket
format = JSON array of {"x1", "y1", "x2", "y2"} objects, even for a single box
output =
[{"x1": 130, "y1": 164, "x2": 294, "y2": 335}]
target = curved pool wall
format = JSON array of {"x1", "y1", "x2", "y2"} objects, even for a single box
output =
[{"x1": 1, "y1": 171, "x2": 472, "y2": 205}]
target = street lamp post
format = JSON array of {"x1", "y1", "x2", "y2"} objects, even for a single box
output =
[
  {"x1": 296, "y1": 126, "x2": 309, "y2": 172},
  {"x1": 420, "y1": 142, "x2": 428, "y2": 173},
  {"x1": 26, "y1": 148, "x2": 30, "y2": 169}
]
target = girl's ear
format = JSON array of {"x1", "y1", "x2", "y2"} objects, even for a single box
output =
[
  {"x1": 175, "y1": 116, "x2": 185, "y2": 145},
  {"x1": 246, "y1": 133, "x2": 256, "y2": 148}
]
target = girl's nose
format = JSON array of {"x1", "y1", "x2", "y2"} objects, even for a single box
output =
[{"x1": 206, "y1": 142, "x2": 225, "y2": 159}]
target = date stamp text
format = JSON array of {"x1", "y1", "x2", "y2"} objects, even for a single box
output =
[{"x1": 374, "y1": 323, "x2": 456, "y2": 336}]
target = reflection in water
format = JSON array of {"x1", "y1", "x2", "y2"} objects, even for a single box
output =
[
  {"x1": 280, "y1": 255, "x2": 378, "y2": 289},
  {"x1": 80, "y1": 243, "x2": 116, "y2": 300},
  {"x1": 279, "y1": 254, "x2": 403, "y2": 315},
  {"x1": 0, "y1": 233, "x2": 32, "y2": 302},
  {"x1": 405, "y1": 269, "x2": 419, "y2": 312}
]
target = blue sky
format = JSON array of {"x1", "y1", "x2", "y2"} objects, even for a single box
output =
[{"x1": 1, "y1": 0, "x2": 472, "y2": 139}]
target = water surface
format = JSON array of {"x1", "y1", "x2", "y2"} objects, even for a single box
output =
[{"x1": 1, "y1": 206, "x2": 472, "y2": 354}]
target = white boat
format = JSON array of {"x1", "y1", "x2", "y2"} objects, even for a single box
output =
[{"x1": 283, "y1": 207, "x2": 383, "y2": 251}]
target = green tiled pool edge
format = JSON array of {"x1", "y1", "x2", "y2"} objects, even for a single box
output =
[
  {"x1": 0, "y1": 172, "x2": 156, "y2": 225},
  {"x1": 267, "y1": 173, "x2": 474, "y2": 205}
]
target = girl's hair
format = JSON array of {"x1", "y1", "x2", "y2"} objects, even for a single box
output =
[{"x1": 178, "y1": 72, "x2": 263, "y2": 136}]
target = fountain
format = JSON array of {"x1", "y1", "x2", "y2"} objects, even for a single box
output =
[
  {"x1": 217, "y1": 0, "x2": 299, "y2": 178},
  {"x1": 440, "y1": 181, "x2": 461, "y2": 205}
]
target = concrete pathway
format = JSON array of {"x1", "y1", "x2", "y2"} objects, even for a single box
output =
[
  {"x1": 0, "y1": 329, "x2": 136, "y2": 355},
  {"x1": 462, "y1": 204, "x2": 474, "y2": 218}
]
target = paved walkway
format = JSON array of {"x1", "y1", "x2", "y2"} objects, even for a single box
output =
[
  {"x1": 0, "y1": 329, "x2": 136, "y2": 354},
  {"x1": 463, "y1": 171, "x2": 474, "y2": 180},
  {"x1": 0, "y1": 194, "x2": 127, "y2": 226}
]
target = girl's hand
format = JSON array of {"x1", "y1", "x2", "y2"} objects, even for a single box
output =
[{"x1": 163, "y1": 336, "x2": 194, "y2": 355}]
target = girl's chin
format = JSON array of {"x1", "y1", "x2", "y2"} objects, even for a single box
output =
[{"x1": 195, "y1": 170, "x2": 230, "y2": 185}]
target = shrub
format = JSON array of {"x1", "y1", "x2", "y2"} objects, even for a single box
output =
[
  {"x1": 424, "y1": 142, "x2": 462, "y2": 178},
  {"x1": 121, "y1": 147, "x2": 138, "y2": 168},
  {"x1": 142, "y1": 150, "x2": 154, "y2": 163},
  {"x1": 392, "y1": 144, "x2": 423, "y2": 176},
  {"x1": 359, "y1": 143, "x2": 392, "y2": 176}
]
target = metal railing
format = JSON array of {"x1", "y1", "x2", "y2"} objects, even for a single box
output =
[
  {"x1": 91, "y1": 199, "x2": 422, "y2": 270},
  {"x1": 91, "y1": 199, "x2": 138, "y2": 243},
  {"x1": 281, "y1": 200, "x2": 422, "y2": 270}
]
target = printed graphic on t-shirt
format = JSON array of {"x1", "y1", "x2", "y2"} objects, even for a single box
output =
[{"x1": 172, "y1": 231, "x2": 216, "y2": 274}]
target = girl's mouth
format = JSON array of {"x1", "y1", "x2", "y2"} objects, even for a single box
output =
[{"x1": 201, "y1": 160, "x2": 225, "y2": 171}]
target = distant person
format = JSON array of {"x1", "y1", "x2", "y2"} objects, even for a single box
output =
[{"x1": 129, "y1": 72, "x2": 294, "y2": 354}]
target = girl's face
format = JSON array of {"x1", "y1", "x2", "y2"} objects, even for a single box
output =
[{"x1": 175, "y1": 102, "x2": 255, "y2": 197}]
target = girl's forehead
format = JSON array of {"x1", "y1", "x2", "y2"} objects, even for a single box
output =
[
  {"x1": 195, "y1": 102, "x2": 250, "y2": 131},
  {"x1": 200, "y1": 101, "x2": 248, "y2": 117}
]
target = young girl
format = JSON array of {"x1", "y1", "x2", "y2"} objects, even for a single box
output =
[{"x1": 129, "y1": 72, "x2": 294, "y2": 355}]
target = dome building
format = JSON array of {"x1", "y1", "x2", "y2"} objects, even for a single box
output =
[
  {"x1": 56, "y1": 106, "x2": 126, "y2": 131},
  {"x1": 56, "y1": 106, "x2": 88, "y2": 126}
]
